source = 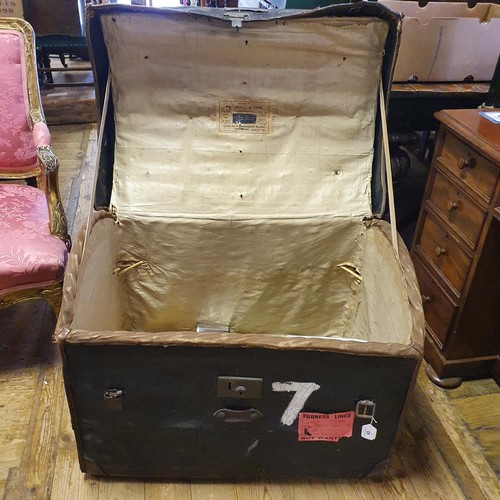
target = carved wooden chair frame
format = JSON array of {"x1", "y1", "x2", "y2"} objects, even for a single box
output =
[{"x1": 0, "y1": 18, "x2": 70, "y2": 317}]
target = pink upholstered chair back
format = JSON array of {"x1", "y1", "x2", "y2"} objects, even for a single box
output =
[{"x1": 0, "y1": 30, "x2": 37, "y2": 172}]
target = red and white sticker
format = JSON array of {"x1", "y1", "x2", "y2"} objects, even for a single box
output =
[{"x1": 298, "y1": 411, "x2": 354, "y2": 442}]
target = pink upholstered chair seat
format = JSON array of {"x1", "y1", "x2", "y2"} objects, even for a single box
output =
[
  {"x1": 0, "y1": 31, "x2": 37, "y2": 172},
  {"x1": 0, "y1": 184, "x2": 68, "y2": 291}
]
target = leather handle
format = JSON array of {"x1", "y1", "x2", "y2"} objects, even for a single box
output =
[{"x1": 213, "y1": 408, "x2": 263, "y2": 423}]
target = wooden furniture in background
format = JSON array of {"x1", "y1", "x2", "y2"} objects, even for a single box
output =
[
  {"x1": 24, "y1": 0, "x2": 85, "y2": 37},
  {"x1": 389, "y1": 83, "x2": 489, "y2": 133},
  {"x1": 37, "y1": 35, "x2": 91, "y2": 88},
  {"x1": 411, "y1": 109, "x2": 500, "y2": 388}
]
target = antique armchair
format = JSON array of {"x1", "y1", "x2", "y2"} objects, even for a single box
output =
[{"x1": 0, "y1": 18, "x2": 70, "y2": 317}]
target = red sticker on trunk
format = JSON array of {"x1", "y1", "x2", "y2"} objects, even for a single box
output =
[{"x1": 298, "y1": 411, "x2": 354, "y2": 442}]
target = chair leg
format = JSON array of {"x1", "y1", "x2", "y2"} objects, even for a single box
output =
[
  {"x1": 42, "y1": 286, "x2": 63, "y2": 319},
  {"x1": 41, "y1": 48, "x2": 53, "y2": 84}
]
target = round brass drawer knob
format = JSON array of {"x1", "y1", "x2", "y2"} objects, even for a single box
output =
[
  {"x1": 458, "y1": 157, "x2": 475, "y2": 169},
  {"x1": 447, "y1": 200, "x2": 458, "y2": 212},
  {"x1": 435, "y1": 247, "x2": 447, "y2": 257}
]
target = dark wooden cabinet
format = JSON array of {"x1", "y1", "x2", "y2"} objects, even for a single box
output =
[{"x1": 411, "y1": 109, "x2": 500, "y2": 388}]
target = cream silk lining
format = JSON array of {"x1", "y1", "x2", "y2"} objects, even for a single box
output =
[
  {"x1": 69, "y1": 13, "x2": 413, "y2": 343},
  {"x1": 72, "y1": 219, "x2": 413, "y2": 344},
  {"x1": 104, "y1": 14, "x2": 388, "y2": 219}
]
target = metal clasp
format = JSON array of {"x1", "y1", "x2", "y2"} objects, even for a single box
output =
[
  {"x1": 196, "y1": 323, "x2": 229, "y2": 334},
  {"x1": 223, "y1": 10, "x2": 250, "y2": 29},
  {"x1": 355, "y1": 400, "x2": 376, "y2": 419},
  {"x1": 104, "y1": 389, "x2": 123, "y2": 411}
]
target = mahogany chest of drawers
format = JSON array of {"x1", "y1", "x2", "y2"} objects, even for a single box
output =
[{"x1": 411, "y1": 109, "x2": 500, "y2": 388}]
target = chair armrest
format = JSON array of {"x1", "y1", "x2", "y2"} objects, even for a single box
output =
[
  {"x1": 33, "y1": 121, "x2": 52, "y2": 148},
  {"x1": 33, "y1": 121, "x2": 57, "y2": 173},
  {"x1": 37, "y1": 145, "x2": 59, "y2": 174},
  {"x1": 33, "y1": 122, "x2": 70, "y2": 248}
]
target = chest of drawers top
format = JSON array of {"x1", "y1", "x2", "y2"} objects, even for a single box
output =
[
  {"x1": 411, "y1": 109, "x2": 500, "y2": 387},
  {"x1": 435, "y1": 109, "x2": 500, "y2": 184}
]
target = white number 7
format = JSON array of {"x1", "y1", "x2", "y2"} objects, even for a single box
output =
[{"x1": 272, "y1": 382, "x2": 320, "y2": 426}]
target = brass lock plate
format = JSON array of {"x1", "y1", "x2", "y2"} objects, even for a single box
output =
[{"x1": 217, "y1": 376, "x2": 263, "y2": 399}]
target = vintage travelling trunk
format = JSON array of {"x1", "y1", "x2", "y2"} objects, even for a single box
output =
[{"x1": 56, "y1": 3, "x2": 424, "y2": 479}]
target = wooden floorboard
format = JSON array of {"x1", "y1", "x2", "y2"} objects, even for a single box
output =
[
  {"x1": 1, "y1": 124, "x2": 499, "y2": 499},
  {"x1": 450, "y1": 394, "x2": 500, "y2": 430}
]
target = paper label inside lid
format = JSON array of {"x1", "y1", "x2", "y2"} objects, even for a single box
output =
[{"x1": 219, "y1": 100, "x2": 271, "y2": 134}]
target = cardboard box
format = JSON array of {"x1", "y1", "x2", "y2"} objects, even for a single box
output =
[
  {"x1": 381, "y1": 1, "x2": 500, "y2": 82},
  {"x1": 0, "y1": 0, "x2": 24, "y2": 18}
]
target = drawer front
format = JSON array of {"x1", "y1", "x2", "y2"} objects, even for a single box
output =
[
  {"x1": 413, "y1": 257, "x2": 457, "y2": 347},
  {"x1": 429, "y1": 169, "x2": 486, "y2": 247},
  {"x1": 418, "y1": 212, "x2": 472, "y2": 294},
  {"x1": 438, "y1": 131, "x2": 499, "y2": 202}
]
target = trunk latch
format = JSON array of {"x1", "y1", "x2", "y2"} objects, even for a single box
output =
[{"x1": 104, "y1": 389, "x2": 123, "y2": 411}]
